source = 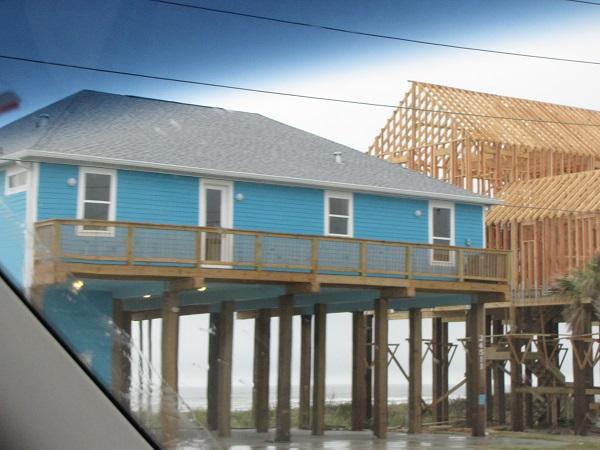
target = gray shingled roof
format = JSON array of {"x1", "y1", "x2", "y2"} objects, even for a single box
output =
[{"x1": 0, "y1": 90, "x2": 494, "y2": 204}]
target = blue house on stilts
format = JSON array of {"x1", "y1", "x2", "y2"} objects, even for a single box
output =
[{"x1": 0, "y1": 90, "x2": 508, "y2": 440}]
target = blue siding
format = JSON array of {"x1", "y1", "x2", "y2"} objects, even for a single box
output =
[
  {"x1": 0, "y1": 169, "x2": 27, "y2": 287},
  {"x1": 234, "y1": 181, "x2": 323, "y2": 234},
  {"x1": 354, "y1": 193, "x2": 429, "y2": 243},
  {"x1": 117, "y1": 170, "x2": 198, "y2": 224},
  {"x1": 38, "y1": 164, "x2": 200, "y2": 225},
  {"x1": 37, "y1": 163, "x2": 78, "y2": 220},
  {"x1": 43, "y1": 287, "x2": 114, "y2": 387},
  {"x1": 35, "y1": 165, "x2": 482, "y2": 250},
  {"x1": 455, "y1": 203, "x2": 484, "y2": 248},
  {"x1": 34, "y1": 162, "x2": 486, "y2": 271}
]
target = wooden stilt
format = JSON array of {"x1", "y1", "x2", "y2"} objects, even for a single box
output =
[
  {"x1": 467, "y1": 302, "x2": 486, "y2": 437},
  {"x1": 366, "y1": 314, "x2": 374, "y2": 423},
  {"x1": 493, "y1": 319, "x2": 506, "y2": 425},
  {"x1": 511, "y1": 339, "x2": 524, "y2": 431},
  {"x1": 573, "y1": 319, "x2": 592, "y2": 435},
  {"x1": 485, "y1": 316, "x2": 494, "y2": 423},
  {"x1": 147, "y1": 319, "x2": 153, "y2": 416},
  {"x1": 299, "y1": 314, "x2": 312, "y2": 430},
  {"x1": 352, "y1": 311, "x2": 367, "y2": 430},
  {"x1": 544, "y1": 319, "x2": 559, "y2": 428},
  {"x1": 216, "y1": 301, "x2": 234, "y2": 438},
  {"x1": 138, "y1": 320, "x2": 144, "y2": 418},
  {"x1": 30, "y1": 285, "x2": 46, "y2": 312},
  {"x1": 441, "y1": 321, "x2": 449, "y2": 423},
  {"x1": 275, "y1": 295, "x2": 293, "y2": 442},
  {"x1": 112, "y1": 299, "x2": 131, "y2": 406},
  {"x1": 408, "y1": 308, "x2": 422, "y2": 434},
  {"x1": 206, "y1": 312, "x2": 219, "y2": 431},
  {"x1": 312, "y1": 304, "x2": 327, "y2": 436},
  {"x1": 524, "y1": 367, "x2": 533, "y2": 428},
  {"x1": 373, "y1": 298, "x2": 389, "y2": 438},
  {"x1": 465, "y1": 317, "x2": 472, "y2": 427},
  {"x1": 160, "y1": 292, "x2": 180, "y2": 446},
  {"x1": 432, "y1": 317, "x2": 443, "y2": 424},
  {"x1": 253, "y1": 309, "x2": 270, "y2": 433}
]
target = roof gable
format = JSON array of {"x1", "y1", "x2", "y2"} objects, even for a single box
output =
[{"x1": 414, "y1": 82, "x2": 600, "y2": 155}]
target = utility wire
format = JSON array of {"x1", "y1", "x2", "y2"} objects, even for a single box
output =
[
  {"x1": 562, "y1": 0, "x2": 600, "y2": 5},
  {"x1": 0, "y1": 156, "x2": 597, "y2": 215},
  {"x1": 2, "y1": 53, "x2": 600, "y2": 128},
  {"x1": 150, "y1": 0, "x2": 600, "y2": 66}
]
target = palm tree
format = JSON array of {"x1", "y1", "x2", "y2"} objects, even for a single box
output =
[
  {"x1": 557, "y1": 253, "x2": 600, "y2": 435},
  {"x1": 558, "y1": 253, "x2": 600, "y2": 334}
]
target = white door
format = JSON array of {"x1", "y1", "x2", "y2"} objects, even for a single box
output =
[{"x1": 200, "y1": 181, "x2": 233, "y2": 264}]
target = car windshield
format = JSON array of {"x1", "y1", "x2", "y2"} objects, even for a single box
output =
[{"x1": 2, "y1": 1, "x2": 600, "y2": 449}]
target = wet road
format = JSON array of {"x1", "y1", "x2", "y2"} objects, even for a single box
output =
[{"x1": 218, "y1": 429, "x2": 567, "y2": 449}]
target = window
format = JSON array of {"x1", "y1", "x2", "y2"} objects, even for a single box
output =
[
  {"x1": 4, "y1": 166, "x2": 28, "y2": 195},
  {"x1": 429, "y1": 201, "x2": 454, "y2": 263},
  {"x1": 77, "y1": 168, "x2": 116, "y2": 234},
  {"x1": 325, "y1": 191, "x2": 353, "y2": 237}
]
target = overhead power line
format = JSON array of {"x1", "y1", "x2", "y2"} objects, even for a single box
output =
[
  {"x1": 150, "y1": 0, "x2": 600, "y2": 66},
  {"x1": 562, "y1": 0, "x2": 600, "y2": 5},
  {"x1": 2, "y1": 53, "x2": 600, "y2": 128}
]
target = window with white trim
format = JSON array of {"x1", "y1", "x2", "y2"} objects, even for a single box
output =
[
  {"x1": 77, "y1": 168, "x2": 116, "y2": 234},
  {"x1": 4, "y1": 166, "x2": 28, "y2": 195},
  {"x1": 325, "y1": 191, "x2": 353, "y2": 237},
  {"x1": 430, "y1": 202, "x2": 454, "y2": 263}
]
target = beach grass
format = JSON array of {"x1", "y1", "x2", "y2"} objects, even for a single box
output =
[{"x1": 192, "y1": 398, "x2": 469, "y2": 430}]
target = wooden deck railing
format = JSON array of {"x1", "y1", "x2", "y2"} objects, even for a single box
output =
[{"x1": 34, "y1": 219, "x2": 510, "y2": 283}]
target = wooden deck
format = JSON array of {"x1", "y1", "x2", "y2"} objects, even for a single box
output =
[{"x1": 33, "y1": 219, "x2": 510, "y2": 298}]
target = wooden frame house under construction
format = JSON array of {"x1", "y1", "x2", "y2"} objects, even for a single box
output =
[
  {"x1": 369, "y1": 81, "x2": 600, "y2": 197},
  {"x1": 487, "y1": 170, "x2": 600, "y2": 298},
  {"x1": 370, "y1": 82, "x2": 600, "y2": 435}
]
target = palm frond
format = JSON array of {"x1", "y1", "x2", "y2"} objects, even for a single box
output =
[{"x1": 557, "y1": 251, "x2": 600, "y2": 333}]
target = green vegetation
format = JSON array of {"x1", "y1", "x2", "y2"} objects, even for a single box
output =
[{"x1": 192, "y1": 399, "x2": 469, "y2": 430}]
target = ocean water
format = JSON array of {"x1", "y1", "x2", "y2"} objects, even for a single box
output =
[{"x1": 177, "y1": 383, "x2": 465, "y2": 411}]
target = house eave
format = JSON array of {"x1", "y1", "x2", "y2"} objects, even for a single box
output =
[{"x1": 8, "y1": 149, "x2": 503, "y2": 206}]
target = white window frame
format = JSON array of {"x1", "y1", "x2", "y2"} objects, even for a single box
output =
[
  {"x1": 324, "y1": 191, "x2": 353, "y2": 237},
  {"x1": 4, "y1": 165, "x2": 29, "y2": 195},
  {"x1": 199, "y1": 179, "x2": 233, "y2": 265},
  {"x1": 76, "y1": 167, "x2": 117, "y2": 237},
  {"x1": 428, "y1": 200, "x2": 455, "y2": 265}
]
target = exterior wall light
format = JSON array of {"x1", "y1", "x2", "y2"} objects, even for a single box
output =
[
  {"x1": 143, "y1": 293, "x2": 152, "y2": 299},
  {"x1": 71, "y1": 279, "x2": 84, "y2": 291},
  {"x1": 414, "y1": 210, "x2": 422, "y2": 217},
  {"x1": 197, "y1": 286, "x2": 207, "y2": 292},
  {"x1": 235, "y1": 193, "x2": 244, "y2": 201},
  {"x1": 67, "y1": 177, "x2": 77, "y2": 186}
]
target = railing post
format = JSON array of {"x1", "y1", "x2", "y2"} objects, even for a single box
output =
[
  {"x1": 255, "y1": 234, "x2": 262, "y2": 271},
  {"x1": 311, "y1": 239, "x2": 318, "y2": 273},
  {"x1": 126, "y1": 225, "x2": 134, "y2": 265},
  {"x1": 506, "y1": 252, "x2": 512, "y2": 287},
  {"x1": 405, "y1": 246, "x2": 412, "y2": 279},
  {"x1": 458, "y1": 248, "x2": 465, "y2": 282},
  {"x1": 359, "y1": 241, "x2": 367, "y2": 276},
  {"x1": 32, "y1": 223, "x2": 40, "y2": 265},
  {"x1": 52, "y1": 222, "x2": 61, "y2": 268},
  {"x1": 195, "y1": 229, "x2": 202, "y2": 268}
]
